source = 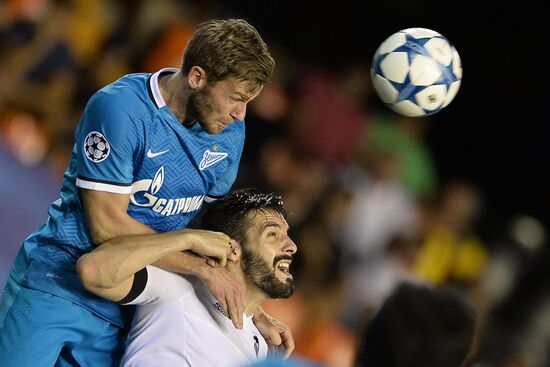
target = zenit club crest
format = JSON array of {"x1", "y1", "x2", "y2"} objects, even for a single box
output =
[{"x1": 199, "y1": 149, "x2": 228, "y2": 170}]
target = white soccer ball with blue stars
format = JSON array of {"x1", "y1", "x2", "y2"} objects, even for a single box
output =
[{"x1": 371, "y1": 28, "x2": 462, "y2": 117}]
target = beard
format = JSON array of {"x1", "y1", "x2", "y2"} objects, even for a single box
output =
[
  {"x1": 241, "y1": 249, "x2": 294, "y2": 299},
  {"x1": 187, "y1": 89, "x2": 219, "y2": 134}
]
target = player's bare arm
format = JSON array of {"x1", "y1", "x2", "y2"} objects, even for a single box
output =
[
  {"x1": 81, "y1": 189, "x2": 156, "y2": 242},
  {"x1": 80, "y1": 188, "x2": 246, "y2": 327},
  {"x1": 81, "y1": 189, "x2": 208, "y2": 275},
  {"x1": 77, "y1": 227, "x2": 231, "y2": 302}
]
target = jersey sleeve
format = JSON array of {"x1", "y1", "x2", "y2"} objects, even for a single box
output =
[
  {"x1": 75, "y1": 90, "x2": 142, "y2": 194},
  {"x1": 120, "y1": 266, "x2": 194, "y2": 305},
  {"x1": 206, "y1": 122, "x2": 245, "y2": 201}
]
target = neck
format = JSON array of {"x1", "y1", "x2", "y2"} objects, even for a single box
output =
[
  {"x1": 158, "y1": 71, "x2": 192, "y2": 124},
  {"x1": 227, "y1": 263, "x2": 269, "y2": 316}
]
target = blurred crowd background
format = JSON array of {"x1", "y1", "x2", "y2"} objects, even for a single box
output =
[{"x1": 1, "y1": 1, "x2": 548, "y2": 366}]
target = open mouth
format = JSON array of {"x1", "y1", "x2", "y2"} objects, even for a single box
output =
[{"x1": 276, "y1": 261, "x2": 292, "y2": 278}]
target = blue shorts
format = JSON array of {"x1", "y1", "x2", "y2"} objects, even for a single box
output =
[{"x1": 0, "y1": 274, "x2": 126, "y2": 366}]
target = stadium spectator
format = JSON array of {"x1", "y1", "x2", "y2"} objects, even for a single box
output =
[
  {"x1": 354, "y1": 281, "x2": 477, "y2": 367},
  {"x1": 337, "y1": 139, "x2": 422, "y2": 327},
  {"x1": 357, "y1": 113, "x2": 438, "y2": 202},
  {"x1": 412, "y1": 180, "x2": 488, "y2": 293}
]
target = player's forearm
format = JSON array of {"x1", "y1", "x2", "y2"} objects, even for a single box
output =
[
  {"x1": 89, "y1": 218, "x2": 214, "y2": 279},
  {"x1": 152, "y1": 251, "x2": 212, "y2": 279},
  {"x1": 77, "y1": 231, "x2": 193, "y2": 289}
]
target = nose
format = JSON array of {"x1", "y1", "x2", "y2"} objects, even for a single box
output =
[
  {"x1": 283, "y1": 236, "x2": 298, "y2": 255},
  {"x1": 230, "y1": 102, "x2": 247, "y2": 121}
]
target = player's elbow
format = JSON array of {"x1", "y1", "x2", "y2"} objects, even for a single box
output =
[
  {"x1": 76, "y1": 254, "x2": 113, "y2": 291},
  {"x1": 87, "y1": 221, "x2": 118, "y2": 246}
]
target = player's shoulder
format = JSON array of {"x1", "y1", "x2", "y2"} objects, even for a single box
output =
[
  {"x1": 148, "y1": 266, "x2": 191, "y2": 282},
  {"x1": 231, "y1": 119, "x2": 246, "y2": 131},
  {"x1": 221, "y1": 119, "x2": 246, "y2": 140},
  {"x1": 129, "y1": 266, "x2": 195, "y2": 305},
  {"x1": 87, "y1": 72, "x2": 152, "y2": 116}
]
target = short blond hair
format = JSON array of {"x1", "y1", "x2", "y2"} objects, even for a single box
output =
[{"x1": 182, "y1": 18, "x2": 275, "y2": 87}]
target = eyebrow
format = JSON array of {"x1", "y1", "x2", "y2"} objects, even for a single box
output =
[
  {"x1": 233, "y1": 85, "x2": 262, "y2": 101},
  {"x1": 261, "y1": 221, "x2": 289, "y2": 232},
  {"x1": 233, "y1": 91, "x2": 251, "y2": 101}
]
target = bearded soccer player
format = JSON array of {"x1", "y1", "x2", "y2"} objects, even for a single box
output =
[
  {"x1": 0, "y1": 19, "x2": 293, "y2": 366},
  {"x1": 77, "y1": 188, "x2": 296, "y2": 366}
]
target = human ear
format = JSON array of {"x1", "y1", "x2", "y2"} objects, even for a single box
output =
[
  {"x1": 187, "y1": 66, "x2": 207, "y2": 90},
  {"x1": 228, "y1": 239, "x2": 241, "y2": 263}
]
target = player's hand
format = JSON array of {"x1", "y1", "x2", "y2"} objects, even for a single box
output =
[
  {"x1": 202, "y1": 265, "x2": 246, "y2": 329},
  {"x1": 253, "y1": 307, "x2": 295, "y2": 359},
  {"x1": 182, "y1": 229, "x2": 231, "y2": 266}
]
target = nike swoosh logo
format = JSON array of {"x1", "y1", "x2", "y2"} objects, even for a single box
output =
[{"x1": 146, "y1": 149, "x2": 169, "y2": 158}]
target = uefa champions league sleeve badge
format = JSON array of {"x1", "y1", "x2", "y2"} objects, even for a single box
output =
[{"x1": 83, "y1": 131, "x2": 111, "y2": 163}]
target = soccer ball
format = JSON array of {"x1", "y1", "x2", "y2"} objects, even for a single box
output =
[{"x1": 371, "y1": 28, "x2": 462, "y2": 117}]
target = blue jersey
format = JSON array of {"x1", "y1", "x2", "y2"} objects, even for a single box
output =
[{"x1": 10, "y1": 68, "x2": 245, "y2": 327}]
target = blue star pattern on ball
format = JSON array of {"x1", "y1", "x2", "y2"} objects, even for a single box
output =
[
  {"x1": 371, "y1": 28, "x2": 462, "y2": 117},
  {"x1": 393, "y1": 33, "x2": 434, "y2": 59}
]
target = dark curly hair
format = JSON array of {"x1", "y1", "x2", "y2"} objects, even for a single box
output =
[{"x1": 202, "y1": 188, "x2": 287, "y2": 248}]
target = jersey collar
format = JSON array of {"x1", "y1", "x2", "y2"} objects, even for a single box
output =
[{"x1": 148, "y1": 68, "x2": 179, "y2": 109}]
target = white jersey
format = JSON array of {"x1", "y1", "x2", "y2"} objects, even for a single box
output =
[{"x1": 120, "y1": 266, "x2": 268, "y2": 367}]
